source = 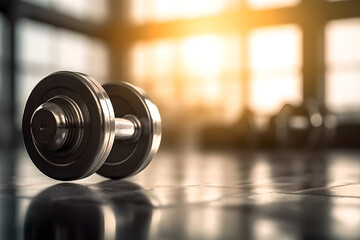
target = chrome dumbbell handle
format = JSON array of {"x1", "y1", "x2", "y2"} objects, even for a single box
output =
[
  {"x1": 30, "y1": 96, "x2": 141, "y2": 150},
  {"x1": 30, "y1": 96, "x2": 141, "y2": 151},
  {"x1": 114, "y1": 115, "x2": 140, "y2": 141}
]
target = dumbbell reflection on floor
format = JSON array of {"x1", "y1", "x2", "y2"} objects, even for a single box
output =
[
  {"x1": 25, "y1": 183, "x2": 155, "y2": 240},
  {"x1": 22, "y1": 71, "x2": 161, "y2": 180}
]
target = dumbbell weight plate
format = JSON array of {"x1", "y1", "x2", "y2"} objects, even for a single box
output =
[
  {"x1": 97, "y1": 82, "x2": 161, "y2": 179},
  {"x1": 22, "y1": 71, "x2": 115, "y2": 180}
]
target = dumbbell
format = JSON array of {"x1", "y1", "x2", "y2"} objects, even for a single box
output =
[{"x1": 22, "y1": 71, "x2": 161, "y2": 180}]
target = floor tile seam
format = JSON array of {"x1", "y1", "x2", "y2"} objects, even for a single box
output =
[
  {"x1": 293, "y1": 182, "x2": 360, "y2": 194},
  {"x1": 279, "y1": 191, "x2": 360, "y2": 199}
]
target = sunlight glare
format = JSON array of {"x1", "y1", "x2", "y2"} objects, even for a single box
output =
[
  {"x1": 132, "y1": 0, "x2": 229, "y2": 23},
  {"x1": 180, "y1": 35, "x2": 224, "y2": 76},
  {"x1": 249, "y1": 24, "x2": 301, "y2": 116},
  {"x1": 250, "y1": 75, "x2": 301, "y2": 115},
  {"x1": 180, "y1": 35, "x2": 224, "y2": 105},
  {"x1": 131, "y1": 34, "x2": 242, "y2": 121},
  {"x1": 248, "y1": 0, "x2": 300, "y2": 9}
]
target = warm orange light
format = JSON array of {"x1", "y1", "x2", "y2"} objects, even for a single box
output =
[
  {"x1": 130, "y1": 2, "x2": 302, "y2": 123},
  {"x1": 248, "y1": 0, "x2": 300, "y2": 9},
  {"x1": 180, "y1": 35, "x2": 223, "y2": 106},
  {"x1": 131, "y1": 0, "x2": 229, "y2": 23},
  {"x1": 180, "y1": 35, "x2": 223, "y2": 76}
]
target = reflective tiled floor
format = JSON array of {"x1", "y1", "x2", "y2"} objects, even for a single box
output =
[{"x1": 1, "y1": 146, "x2": 360, "y2": 239}]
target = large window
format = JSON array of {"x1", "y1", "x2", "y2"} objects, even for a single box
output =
[
  {"x1": 248, "y1": 24, "x2": 302, "y2": 116},
  {"x1": 129, "y1": 2, "x2": 303, "y2": 128},
  {"x1": 325, "y1": 18, "x2": 360, "y2": 114},
  {"x1": 22, "y1": 0, "x2": 108, "y2": 23},
  {"x1": 131, "y1": 34, "x2": 242, "y2": 124}
]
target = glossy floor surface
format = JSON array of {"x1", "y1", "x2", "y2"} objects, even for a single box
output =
[{"x1": 1, "y1": 145, "x2": 360, "y2": 239}]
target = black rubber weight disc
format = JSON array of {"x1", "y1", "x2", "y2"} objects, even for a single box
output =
[
  {"x1": 22, "y1": 71, "x2": 115, "y2": 180},
  {"x1": 97, "y1": 82, "x2": 161, "y2": 179}
]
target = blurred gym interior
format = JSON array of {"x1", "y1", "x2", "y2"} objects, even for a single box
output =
[{"x1": 1, "y1": 0, "x2": 360, "y2": 239}]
